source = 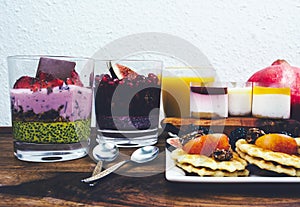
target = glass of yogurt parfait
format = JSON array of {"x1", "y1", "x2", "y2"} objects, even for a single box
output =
[
  {"x1": 252, "y1": 82, "x2": 291, "y2": 119},
  {"x1": 94, "y1": 60, "x2": 163, "y2": 147},
  {"x1": 7, "y1": 55, "x2": 94, "y2": 162}
]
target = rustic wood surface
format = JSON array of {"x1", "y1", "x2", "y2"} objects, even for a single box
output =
[{"x1": 1, "y1": 125, "x2": 300, "y2": 207}]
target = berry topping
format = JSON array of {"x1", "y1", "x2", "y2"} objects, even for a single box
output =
[
  {"x1": 182, "y1": 133, "x2": 230, "y2": 156},
  {"x1": 255, "y1": 133, "x2": 298, "y2": 155},
  {"x1": 13, "y1": 76, "x2": 35, "y2": 89}
]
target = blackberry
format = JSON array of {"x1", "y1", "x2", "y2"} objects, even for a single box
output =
[{"x1": 229, "y1": 127, "x2": 247, "y2": 150}]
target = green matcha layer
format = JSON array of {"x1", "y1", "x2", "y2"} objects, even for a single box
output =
[{"x1": 12, "y1": 119, "x2": 91, "y2": 144}]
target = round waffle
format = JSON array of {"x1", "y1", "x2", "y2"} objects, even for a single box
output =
[
  {"x1": 171, "y1": 148, "x2": 248, "y2": 173},
  {"x1": 235, "y1": 139, "x2": 300, "y2": 168},
  {"x1": 176, "y1": 162, "x2": 249, "y2": 177},
  {"x1": 236, "y1": 148, "x2": 300, "y2": 176}
]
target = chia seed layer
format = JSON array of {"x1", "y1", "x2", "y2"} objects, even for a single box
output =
[{"x1": 12, "y1": 119, "x2": 91, "y2": 144}]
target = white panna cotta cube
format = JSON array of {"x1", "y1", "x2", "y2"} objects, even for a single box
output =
[{"x1": 228, "y1": 87, "x2": 252, "y2": 116}]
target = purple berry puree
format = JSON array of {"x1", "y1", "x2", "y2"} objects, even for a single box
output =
[
  {"x1": 95, "y1": 73, "x2": 161, "y2": 130},
  {"x1": 11, "y1": 85, "x2": 92, "y2": 122}
]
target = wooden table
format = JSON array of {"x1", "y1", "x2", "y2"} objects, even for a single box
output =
[{"x1": 1, "y1": 126, "x2": 300, "y2": 207}]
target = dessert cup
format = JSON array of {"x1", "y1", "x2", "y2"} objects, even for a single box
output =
[
  {"x1": 190, "y1": 82, "x2": 228, "y2": 119},
  {"x1": 94, "y1": 60, "x2": 163, "y2": 147},
  {"x1": 252, "y1": 82, "x2": 291, "y2": 119},
  {"x1": 228, "y1": 82, "x2": 253, "y2": 116},
  {"x1": 162, "y1": 66, "x2": 215, "y2": 118},
  {"x1": 8, "y1": 55, "x2": 94, "y2": 162}
]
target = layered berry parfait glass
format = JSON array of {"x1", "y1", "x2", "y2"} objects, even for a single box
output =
[
  {"x1": 94, "y1": 60, "x2": 163, "y2": 147},
  {"x1": 7, "y1": 55, "x2": 94, "y2": 162}
]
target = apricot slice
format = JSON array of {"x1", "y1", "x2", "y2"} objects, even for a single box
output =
[
  {"x1": 255, "y1": 134, "x2": 298, "y2": 155},
  {"x1": 182, "y1": 133, "x2": 230, "y2": 156}
]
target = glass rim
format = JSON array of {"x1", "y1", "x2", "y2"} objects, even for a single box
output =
[
  {"x1": 93, "y1": 58, "x2": 164, "y2": 64},
  {"x1": 7, "y1": 55, "x2": 94, "y2": 61},
  {"x1": 164, "y1": 66, "x2": 215, "y2": 70}
]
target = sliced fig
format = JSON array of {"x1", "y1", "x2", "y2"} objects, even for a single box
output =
[{"x1": 108, "y1": 62, "x2": 138, "y2": 80}]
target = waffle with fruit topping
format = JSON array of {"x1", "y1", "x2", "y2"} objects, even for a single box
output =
[
  {"x1": 236, "y1": 134, "x2": 300, "y2": 176},
  {"x1": 171, "y1": 133, "x2": 249, "y2": 177}
]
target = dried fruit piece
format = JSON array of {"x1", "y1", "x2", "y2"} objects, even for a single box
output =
[
  {"x1": 213, "y1": 149, "x2": 233, "y2": 161},
  {"x1": 182, "y1": 133, "x2": 230, "y2": 156},
  {"x1": 246, "y1": 128, "x2": 265, "y2": 144},
  {"x1": 255, "y1": 133, "x2": 298, "y2": 155}
]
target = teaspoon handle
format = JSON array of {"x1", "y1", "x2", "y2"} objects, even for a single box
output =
[
  {"x1": 82, "y1": 160, "x2": 129, "y2": 183},
  {"x1": 92, "y1": 161, "x2": 103, "y2": 176}
]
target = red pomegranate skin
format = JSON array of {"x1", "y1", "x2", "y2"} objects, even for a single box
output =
[{"x1": 248, "y1": 60, "x2": 300, "y2": 121}]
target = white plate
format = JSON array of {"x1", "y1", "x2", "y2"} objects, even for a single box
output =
[{"x1": 165, "y1": 139, "x2": 300, "y2": 183}]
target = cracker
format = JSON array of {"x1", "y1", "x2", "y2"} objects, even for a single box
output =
[
  {"x1": 176, "y1": 162, "x2": 249, "y2": 177},
  {"x1": 236, "y1": 148, "x2": 300, "y2": 176},
  {"x1": 171, "y1": 148, "x2": 247, "y2": 173},
  {"x1": 235, "y1": 139, "x2": 300, "y2": 168}
]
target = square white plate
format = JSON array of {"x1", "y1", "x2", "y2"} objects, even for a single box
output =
[{"x1": 165, "y1": 148, "x2": 300, "y2": 183}]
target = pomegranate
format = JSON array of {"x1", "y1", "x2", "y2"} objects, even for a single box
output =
[{"x1": 248, "y1": 60, "x2": 300, "y2": 121}]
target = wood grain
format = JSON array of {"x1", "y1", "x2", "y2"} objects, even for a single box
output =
[{"x1": 1, "y1": 126, "x2": 300, "y2": 206}]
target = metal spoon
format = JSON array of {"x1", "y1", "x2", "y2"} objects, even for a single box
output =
[
  {"x1": 88, "y1": 142, "x2": 119, "y2": 186},
  {"x1": 81, "y1": 146, "x2": 159, "y2": 183}
]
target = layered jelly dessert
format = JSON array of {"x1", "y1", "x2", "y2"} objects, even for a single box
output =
[
  {"x1": 10, "y1": 57, "x2": 92, "y2": 144},
  {"x1": 252, "y1": 85, "x2": 291, "y2": 119},
  {"x1": 95, "y1": 62, "x2": 161, "y2": 131},
  {"x1": 190, "y1": 84, "x2": 228, "y2": 118}
]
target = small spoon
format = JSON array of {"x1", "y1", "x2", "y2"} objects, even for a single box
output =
[
  {"x1": 89, "y1": 142, "x2": 119, "y2": 186},
  {"x1": 92, "y1": 142, "x2": 119, "y2": 162},
  {"x1": 81, "y1": 146, "x2": 159, "y2": 183}
]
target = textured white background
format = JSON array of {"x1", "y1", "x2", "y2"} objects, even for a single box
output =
[{"x1": 1, "y1": 0, "x2": 300, "y2": 126}]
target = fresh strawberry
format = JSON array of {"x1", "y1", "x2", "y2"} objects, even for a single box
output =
[
  {"x1": 66, "y1": 78, "x2": 73, "y2": 85},
  {"x1": 183, "y1": 133, "x2": 230, "y2": 156},
  {"x1": 47, "y1": 78, "x2": 64, "y2": 88},
  {"x1": 30, "y1": 81, "x2": 41, "y2": 92},
  {"x1": 13, "y1": 76, "x2": 35, "y2": 89},
  {"x1": 65, "y1": 70, "x2": 83, "y2": 86}
]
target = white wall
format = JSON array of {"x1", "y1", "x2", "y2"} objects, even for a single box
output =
[{"x1": 1, "y1": 0, "x2": 300, "y2": 126}]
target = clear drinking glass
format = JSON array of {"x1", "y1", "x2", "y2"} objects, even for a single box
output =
[
  {"x1": 94, "y1": 60, "x2": 163, "y2": 147},
  {"x1": 162, "y1": 66, "x2": 216, "y2": 118},
  {"x1": 228, "y1": 82, "x2": 253, "y2": 117},
  {"x1": 7, "y1": 55, "x2": 94, "y2": 162},
  {"x1": 252, "y1": 82, "x2": 291, "y2": 119}
]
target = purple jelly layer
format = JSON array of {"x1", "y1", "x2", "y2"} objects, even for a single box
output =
[{"x1": 10, "y1": 85, "x2": 92, "y2": 122}]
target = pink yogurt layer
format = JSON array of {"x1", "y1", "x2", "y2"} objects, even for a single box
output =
[{"x1": 10, "y1": 85, "x2": 92, "y2": 122}]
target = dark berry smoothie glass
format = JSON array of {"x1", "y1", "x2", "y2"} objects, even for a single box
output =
[
  {"x1": 7, "y1": 55, "x2": 94, "y2": 162},
  {"x1": 94, "y1": 60, "x2": 163, "y2": 147}
]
